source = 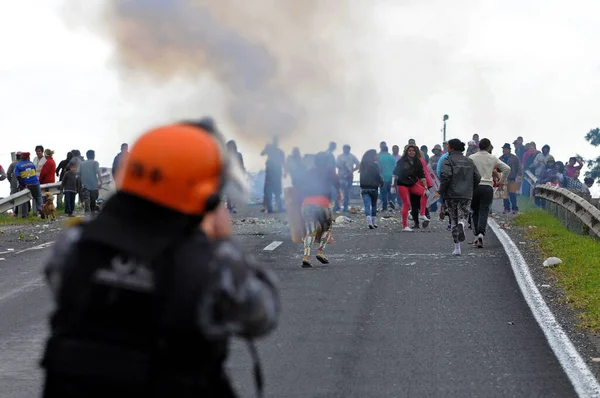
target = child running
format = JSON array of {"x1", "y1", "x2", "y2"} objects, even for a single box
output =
[
  {"x1": 359, "y1": 149, "x2": 384, "y2": 229},
  {"x1": 391, "y1": 145, "x2": 431, "y2": 231}
]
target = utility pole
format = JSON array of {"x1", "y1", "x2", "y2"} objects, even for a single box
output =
[{"x1": 442, "y1": 114, "x2": 449, "y2": 143}]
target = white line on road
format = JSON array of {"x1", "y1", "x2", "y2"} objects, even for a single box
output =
[
  {"x1": 0, "y1": 276, "x2": 44, "y2": 303},
  {"x1": 263, "y1": 241, "x2": 283, "y2": 251},
  {"x1": 14, "y1": 241, "x2": 54, "y2": 255},
  {"x1": 490, "y1": 219, "x2": 600, "y2": 397}
]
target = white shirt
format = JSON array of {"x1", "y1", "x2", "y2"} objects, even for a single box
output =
[
  {"x1": 469, "y1": 150, "x2": 511, "y2": 187},
  {"x1": 34, "y1": 156, "x2": 47, "y2": 177}
]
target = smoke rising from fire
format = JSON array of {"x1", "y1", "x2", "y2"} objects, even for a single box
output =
[{"x1": 66, "y1": 0, "x2": 377, "y2": 148}]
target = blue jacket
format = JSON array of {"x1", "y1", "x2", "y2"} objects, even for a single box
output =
[
  {"x1": 436, "y1": 152, "x2": 449, "y2": 178},
  {"x1": 15, "y1": 160, "x2": 40, "y2": 186}
]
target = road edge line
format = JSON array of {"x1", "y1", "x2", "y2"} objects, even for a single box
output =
[{"x1": 489, "y1": 218, "x2": 600, "y2": 397}]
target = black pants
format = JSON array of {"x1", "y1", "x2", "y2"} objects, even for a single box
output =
[
  {"x1": 471, "y1": 185, "x2": 494, "y2": 236},
  {"x1": 410, "y1": 194, "x2": 430, "y2": 226}
]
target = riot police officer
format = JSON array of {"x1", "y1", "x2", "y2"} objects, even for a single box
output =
[{"x1": 40, "y1": 119, "x2": 280, "y2": 397}]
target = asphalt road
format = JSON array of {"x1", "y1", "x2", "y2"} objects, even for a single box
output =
[{"x1": 0, "y1": 207, "x2": 584, "y2": 397}]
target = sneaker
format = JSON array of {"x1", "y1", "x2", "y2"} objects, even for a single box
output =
[
  {"x1": 457, "y1": 222, "x2": 466, "y2": 242},
  {"x1": 512, "y1": 210, "x2": 519, "y2": 215},
  {"x1": 503, "y1": 209, "x2": 510, "y2": 214},
  {"x1": 419, "y1": 214, "x2": 430, "y2": 228},
  {"x1": 388, "y1": 201, "x2": 396, "y2": 210},
  {"x1": 231, "y1": 207, "x2": 238, "y2": 214},
  {"x1": 472, "y1": 238, "x2": 479, "y2": 246},
  {"x1": 412, "y1": 223, "x2": 420, "y2": 229},
  {"x1": 402, "y1": 226, "x2": 413, "y2": 232},
  {"x1": 452, "y1": 248, "x2": 462, "y2": 256},
  {"x1": 446, "y1": 224, "x2": 452, "y2": 231},
  {"x1": 302, "y1": 256, "x2": 312, "y2": 268},
  {"x1": 477, "y1": 234, "x2": 484, "y2": 248},
  {"x1": 316, "y1": 252, "x2": 329, "y2": 264}
]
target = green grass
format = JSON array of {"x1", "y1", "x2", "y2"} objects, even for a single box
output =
[
  {"x1": 0, "y1": 209, "x2": 66, "y2": 225},
  {"x1": 514, "y1": 207, "x2": 600, "y2": 331}
]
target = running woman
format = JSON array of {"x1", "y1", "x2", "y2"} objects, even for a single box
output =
[
  {"x1": 391, "y1": 145, "x2": 430, "y2": 232},
  {"x1": 359, "y1": 149, "x2": 384, "y2": 229},
  {"x1": 438, "y1": 139, "x2": 481, "y2": 256},
  {"x1": 299, "y1": 152, "x2": 341, "y2": 268}
]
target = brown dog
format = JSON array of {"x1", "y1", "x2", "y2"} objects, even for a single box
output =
[{"x1": 42, "y1": 192, "x2": 57, "y2": 222}]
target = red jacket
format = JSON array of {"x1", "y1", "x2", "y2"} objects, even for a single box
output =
[{"x1": 40, "y1": 158, "x2": 56, "y2": 184}]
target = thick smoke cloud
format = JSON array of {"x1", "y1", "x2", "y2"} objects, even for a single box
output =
[{"x1": 71, "y1": 0, "x2": 376, "y2": 146}]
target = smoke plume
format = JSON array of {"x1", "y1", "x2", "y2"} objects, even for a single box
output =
[{"x1": 66, "y1": 0, "x2": 376, "y2": 147}]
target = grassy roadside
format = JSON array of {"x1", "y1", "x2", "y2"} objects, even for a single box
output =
[
  {"x1": 514, "y1": 198, "x2": 600, "y2": 332},
  {"x1": 0, "y1": 209, "x2": 66, "y2": 225}
]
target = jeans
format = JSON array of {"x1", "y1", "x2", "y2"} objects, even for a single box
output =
[
  {"x1": 81, "y1": 188, "x2": 99, "y2": 213},
  {"x1": 380, "y1": 182, "x2": 391, "y2": 210},
  {"x1": 341, "y1": 176, "x2": 353, "y2": 211},
  {"x1": 503, "y1": 182, "x2": 518, "y2": 211},
  {"x1": 20, "y1": 184, "x2": 42, "y2": 217},
  {"x1": 522, "y1": 180, "x2": 531, "y2": 198},
  {"x1": 471, "y1": 185, "x2": 494, "y2": 236},
  {"x1": 361, "y1": 189, "x2": 378, "y2": 217},
  {"x1": 64, "y1": 191, "x2": 76, "y2": 215}
]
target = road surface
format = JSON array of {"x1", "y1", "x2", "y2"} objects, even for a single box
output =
[{"x1": 0, "y1": 209, "x2": 586, "y2": 397}]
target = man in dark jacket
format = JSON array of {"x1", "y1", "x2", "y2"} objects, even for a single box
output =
[
  {"x1": 40, "y1": 119, "x2": 280, "y2": 398},
  {"x1": 439, "y1": 139, "x2": 481, "y2": 256},
  {"x1": 499, "y1": 143, "x2": 523, "y2": 214}
]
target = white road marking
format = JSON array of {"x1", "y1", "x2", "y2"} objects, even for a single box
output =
[
  {"x1": 0, "y1": 276, "x2": 44, "y2": 303},
  {"x1": 489, "y1": 219, "x2": 600, "y2": 397},
  {"x1": 14, "y1": 241, "x2": 54, "y2": 255},
  {"x1": 263, "y1": 241, "x2": 283, "y2": 251}
]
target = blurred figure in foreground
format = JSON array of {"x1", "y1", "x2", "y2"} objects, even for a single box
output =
[{"x1": 40, "y1": 119, "x2": 280, "y2": 398}]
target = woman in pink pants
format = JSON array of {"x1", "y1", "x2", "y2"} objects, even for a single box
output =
[{"x1": 391, "y1": 145, "x2": 431, "y2": 231}]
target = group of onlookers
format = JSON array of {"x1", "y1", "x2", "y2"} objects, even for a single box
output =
[{"x1": 2, "y1": 145, "x2": 115, "y2": 218}]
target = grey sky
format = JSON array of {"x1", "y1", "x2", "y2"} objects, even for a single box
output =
[{"x1": 1, "y1": 0, "x2": 599, "y2": 197}]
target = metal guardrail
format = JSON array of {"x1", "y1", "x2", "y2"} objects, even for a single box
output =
[
  {"x1": 535, "y1": 185, "x2": 600, "y2": 238},
  {"x1": 0, "y1": 168, "x2": 114, "y2": 214},
  {"x1": 0, "y1": 182, "x2": 62, "y2": 213}
]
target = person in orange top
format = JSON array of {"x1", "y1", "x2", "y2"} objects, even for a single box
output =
[
  {"x1": 39, "y1": 149, "x2": 57, "y2": 184},
  {"x1": 298, "y1": 152, "x2": 341, "y2": 268}
]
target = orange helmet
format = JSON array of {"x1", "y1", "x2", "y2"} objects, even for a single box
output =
[{"x1": 117, "y1": 119, "x2": 247, "y2": 215}]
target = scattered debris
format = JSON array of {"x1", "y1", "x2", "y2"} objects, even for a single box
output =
[
  {"x1": 543, "y1": 257, "x2": 562, "y2": 267},
  {"x1": 507, "y1": 321, "x2": 514, "y2": 325},
  {"x1": 541, "y1": 284, "x2": 551, "y2": 288},
  {"x1": 519, "y1": 242, "x2": 526, "y2": 245},
  {"x1": 591, "y1": 358, "x2": 600, "y2": 363},
  {"x1": 335, "y1": 216, "x2": 351, "y2": 224}
]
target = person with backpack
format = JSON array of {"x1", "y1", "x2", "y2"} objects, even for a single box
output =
[{"x1": 40, "y1": 118, "x2": 280, "y2": 398}]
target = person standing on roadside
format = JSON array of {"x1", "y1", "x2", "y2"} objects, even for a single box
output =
[
  {"x1": 6, "y1": 152, "x2": 22, "y2": 216},
  {"x1": 226, "y1": 140, "x2": 245, "y2": 214},
  {"x1": 499, "y1": 143, "x2": 522, "y2": 214},
  {"x1": 261, "y1": 137, "x2": 285, "y2": 213},
  {"x1": 391, "y1": 145, "x2": 401, "y2": 162},
  {"x1": 469, "y1": 139, "x2": 510, "y2": 248},
  {"x1": 377, "y1": 145, "x2": 396, "y2": 211},
  {"x1": 39, "y1": 149, "x2": 57, "y2": 185},
  {"x1": 78, "y1": 150, "x2": 103, "y2": 215},
  {"x1": 359, "y1": 149, "x2": 384, "y2": 229},
  {"x1": 15, "y1": 152, "x2": 43, "y2": 218},
  {"x1": 111, "y1": 143, "x2": 129, "y2": 181},
  {"x1": 439, "y1": 139, "x2": 481, "y2": 256},
  {"x1": 34, "y1": 145, "x2": 47, "y2": 177},
  {"x1": 336, "y1": 145, "x2": 360, "y2": 213}
]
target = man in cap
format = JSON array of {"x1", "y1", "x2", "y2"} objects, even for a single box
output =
[
  {"x1": 499, "y1": 143, "x2": 522, "y2": 214},
  {"x1": 15, "y1": 152, "x2": 43, "y2": 218},
  {"x1": 513, "y1": 136, "x2": 526, "y2": 161}
]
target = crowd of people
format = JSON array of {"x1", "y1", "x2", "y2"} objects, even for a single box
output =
[
  {"x1": 1, "y1": 144, "x2": 129, "y2": 218},
  {"x1": 248, "y1": 133, "x2": 597, "y2": 266}
]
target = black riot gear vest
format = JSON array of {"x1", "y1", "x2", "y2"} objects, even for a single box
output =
[{"x1": 41, "y1": 194, "x2": 238, "y2": 398}]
